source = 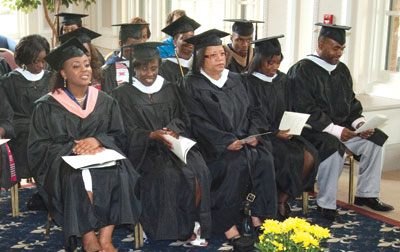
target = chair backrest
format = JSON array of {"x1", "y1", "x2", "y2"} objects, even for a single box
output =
[{"x1": 0, "y1": 48, "x2": 18, "y2": 70}]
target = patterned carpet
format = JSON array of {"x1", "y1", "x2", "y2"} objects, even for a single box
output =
[{"x1": 1, "y1": 187, "x2": 400, "y2": 252}]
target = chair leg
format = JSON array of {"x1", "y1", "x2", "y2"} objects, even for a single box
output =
[
  {"x1": 134, "y1": 223, "x2": 144, "y2": 248},
  {"x1": 45, "y1": 213, "x2": 51, "y2": 239},
  {"x1": 302, "y1": 191, "x2": 309, "y2": 215},
  {"x1": 11, "y1": 183, "x2": 19, "y2": 217},
  {"x1": 348, "y1": 155, "x2": 355, "y2": 205}
]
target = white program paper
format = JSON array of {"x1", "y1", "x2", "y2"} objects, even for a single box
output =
[
  {"x1": 240, "y1": 132, "x2": 272, "y2": 143},
  {"x1": 62, "y1": 148, "x2": 126, "y2": 169},
  {"x1": 279, "y1": 111, "x2": 311, "y2": 135},
  {"x1": 0, "y1": 139, "x2": 10, "y2": 146},
  {"x1": 355, "y1": 114, "x2": 388, "y2": 134},
  {"x1": 163, "y1": 135, "x2": 196, "y2": 164}
]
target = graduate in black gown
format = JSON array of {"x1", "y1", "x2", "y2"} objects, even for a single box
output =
[
  {"x1": 102, "y1": 23, "x2": 148, "y2": 93},
  {"x1": 223, "y1": 19, "x2": 263, "y2": 73},
  {"x1": 158, "y1": 15, "x2": 200, "y2": 84},
  {"x1": 55, "y1": 12, "x2": 105, "y2": 65},
  {"x1": 0, "y1": 57, "x2": 11, "y2": 77},
  {"x1": 244, "y1": 35, "x2": 318, "y2": 219},
  {"x1": 287, "y1": 23, "x2": 393, "y2": 220},
  {"x1": 111, "y1": 42, "x2": 211, "y2": 245},
  {"x1": 0, "y1": 88, "x2": 17, "y2": 189},
  {"x1": 59, "y1": 27, "x2": 104, "y2": 90},
  {"x1": 0, "y1": 35, "x2": 51, "y2": 179},
  {"x1": 182, "y1": 29, "x2": 277, "y2": 251},
  {"x1": 28, "y1": 38, "x2": 140, "y2": 252}
]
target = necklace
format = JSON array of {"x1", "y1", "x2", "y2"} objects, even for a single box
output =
[{"x1": 75, "y1": 94, "x2": 87, "y2": 103}]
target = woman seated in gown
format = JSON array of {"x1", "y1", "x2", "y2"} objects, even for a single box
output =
[
  {"x1": 111, "y1": 42, "x2": 211, "y2": 246},
  {"x1": 0, "y1": 34, "x2": 51, "y2": 181},
  {"x1": 28, "y1": 38, "x2": 141, "y2": 252},
  {"x1": 244, "y1": 35, "x2": 318, "y2": 219},
  {"x1": 0, "y1": 88, "x2": 16, "y2": 189},
  {"x1": 182, "y1": 29, "x2": 277, "y2": 251}
]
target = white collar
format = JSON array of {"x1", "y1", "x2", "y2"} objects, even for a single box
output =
[
  {"x1": 132, "y1": 75, "x2": 164, "y2": 94},
  {"x1": 305, "y1": 51, "x2": 337, "y2": 74},
  {"x1": 200, "y1": 68, "x2": 229, "y2": 88},
  {"x1": 15, "y1": 68, "x2": 45, "y2": 81},
  {"x1": 166, "y1": 55, "x2": 193, "y2": 69},
  {"x1": 252, "y1": 72, "x2": 277, "y2": 83}
]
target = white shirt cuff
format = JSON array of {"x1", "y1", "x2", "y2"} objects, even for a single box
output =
[
  {"x1": 352, "y1": 117, "x2": 366, "y2": 129},
  {"x1": 323, "y1": 123, "x2": 345, "y2": 139}
]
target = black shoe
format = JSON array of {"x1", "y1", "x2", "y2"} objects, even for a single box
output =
[
  {"x1": 229, "y1": 235, "x2": 254, "y2": 252},
  {"x1": 354, "y1": 197, "x2": 394, "y2": 211},
  {"x1": 316, "y1": 205, "x2": 338, "y2": 221},
  {"x1": 26, "y1": 192, "x2": 47, "y2": 211}
]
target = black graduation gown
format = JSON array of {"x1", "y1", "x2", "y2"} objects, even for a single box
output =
[
  {"x1": 111, "y1": 80, "x2": 211, "y2": 241},
  {"x1": 0, "y1": 70, "x2": 51, "y2": 178},
  {"x1": 244, "y1": 72, "x2": 318, "y2": 196},
  {"x1": 101, "y1": 61, "x2": 130, "y2": 94},
  {"x1": 182, "y1": 70, "x2": 277, "y2": 234},
  {"x1": 0, "y1": 57, "x2": 11, "y2": 77},
  {"x1": 0, "y1": 88, "x2": 17, "y2": 189},
  {"x1": 28, "y1": 91, "x2": 141, "y2": 252},
  {"x1": 227, "y1": 57, "x2": 246, "y2": 73},
  {"x1": 287, "y1": 60, "x2": 388, "y2": 161},
  {"x1": 158, "y1": 59, "x2": 189, "y2": 84}
]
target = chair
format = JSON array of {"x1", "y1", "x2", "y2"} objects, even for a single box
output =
[
  {"x1": 0, "y1": 48, "x2": 18, "y2": 70},
  {"x1": 302, "y1": 152, "x2": 355, "y2": 214},
  {"x1": 45, "y1": 214, "x2": 144, "y2": 249}
]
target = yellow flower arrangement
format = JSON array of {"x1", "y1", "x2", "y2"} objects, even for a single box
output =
[{"x1": 255, "y1": 217, "x2": 330, "y2": 252}]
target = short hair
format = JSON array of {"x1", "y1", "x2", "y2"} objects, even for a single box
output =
[
  {"x1": 166, "y1": 9, "x2": 186, "y2": 26},
  {"x1": 132, "y1": 57, "x2": 162, "y2": 74},
  {"x1": 14, "y1": 35, "x2": 50, "y2": 67},
  {"x1": 130, "y1": 17, "x2": 151, "y2": 39}
]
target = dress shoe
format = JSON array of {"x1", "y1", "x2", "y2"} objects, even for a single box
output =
[
  {"x1": 354, "y1": 197, "x2": 394, "y2": 211},
  {"x1": 229, "y1": 235, "x2": 254, "y2": 252},
  {"x1": 316, "y1": 205, "x2": 338, "y2": 221}
]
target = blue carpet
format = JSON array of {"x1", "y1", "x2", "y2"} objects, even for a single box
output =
[{"x1": 1, "y1": 187, "x2": 399, "y2": 251}]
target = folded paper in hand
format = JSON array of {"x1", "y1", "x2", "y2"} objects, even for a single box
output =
[
  {"x1": 0, "y1": 139, "x2": 10, "y2": 146},
  {"x1": 355, "y1": 114, "x2": 388, "y2": 134},
  {"x1": 279, "y1": 111, "x2": 310, "y2": 135},
  {"x1": 240, "y1": 132, "x2": 272, "y2": 143},
  {"x1": 163, "y1": 135, "x2": 196, "y2": 164},
  {"x1": 62, "y1": 148, "x2": 126, "y2": 169}
]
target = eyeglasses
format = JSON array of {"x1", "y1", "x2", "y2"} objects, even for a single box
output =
[{"x1": 204, "y1": 52, "x2": 226, "y2": 60}]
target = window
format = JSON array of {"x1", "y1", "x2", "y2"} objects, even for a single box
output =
[
  {"x1": 386, "y1": 0, "x2": 400, "y2": 71},
  {"x1": 0, "y1": 4, "x2": 19, "y2": 37}
]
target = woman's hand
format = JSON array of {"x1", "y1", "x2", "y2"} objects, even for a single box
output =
[
  {"x1": 227, "y1": 140, "x2": 244, "y2": 151},
  {"x1": 277, "y1": 129, "x2": 292, "y2": 140},
  {"x1": 150, "y1": 130, "x2": 174, "y2": 149},
  {"x1": 246, "y1": 137, "x2": 258, "y2": 146},
  {"x1": 162, "y1": 127, "x2": 179, "y2": 139},
  {"x1": 73, "y1": 137, "x2": 103, "y2": 155},
  {"x1": 359, "y1": 129, "x2": 375, "y2": 139}
]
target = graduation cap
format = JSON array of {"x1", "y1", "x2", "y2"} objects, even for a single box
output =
[
  {"x1": 184, "y1": 29, "x2": 230, "y2": 72},
  {"x1": 120, "y1": 42, "x2": 168, "y2": 85},
  {"x1": 59, "y1": 27, "x2": 101, "y2": 44},
  {"x1": 113, "y1": 23, "x2": 146, "y2": 41},
  {"x1": 316, "y1": 23, "x2": 351, "y2": 45},
  {"x1": 161, "y1": 15, "x2": 201, "y2": 37},
  {"x1": 45, "y1": 37, "x2": 87, "y2": 71},
  {"x1": 55, "y1": 12, "x2": 88, "y2": 26},
  {"x1": 224, "y1": 19, "x2": 264, "y2": 39},
  {"x1": 251, "y1": 34, "x2": 284, "y2": 56}
]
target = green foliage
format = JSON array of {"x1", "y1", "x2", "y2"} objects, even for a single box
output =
[{"x1": 1, "y1": 0, "x2": 96, "y2": 13}]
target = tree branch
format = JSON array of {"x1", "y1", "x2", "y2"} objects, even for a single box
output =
[{"x1": 42, "y1": 0, "x2": 57, "y2": 48}]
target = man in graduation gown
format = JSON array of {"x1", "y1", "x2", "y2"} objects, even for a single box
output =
[
  {"x1": 55, "y1": 12, "x2": 105, "y2": 65},
  {"x1": 102, "y1": 23, "x2": 147, "y2": 93},
  {"x1": 0, "y1": 88, "x2": 17, "y2": 189},
  {"x1": 224, "y1": 19, "x2": 262, "y2": 73},
  {"x1": 287, "y1": 23, "x2": 394, "y2": 220},
  {"x1": 158, "y1": 15, "x2": 200, "y2": 84}
]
